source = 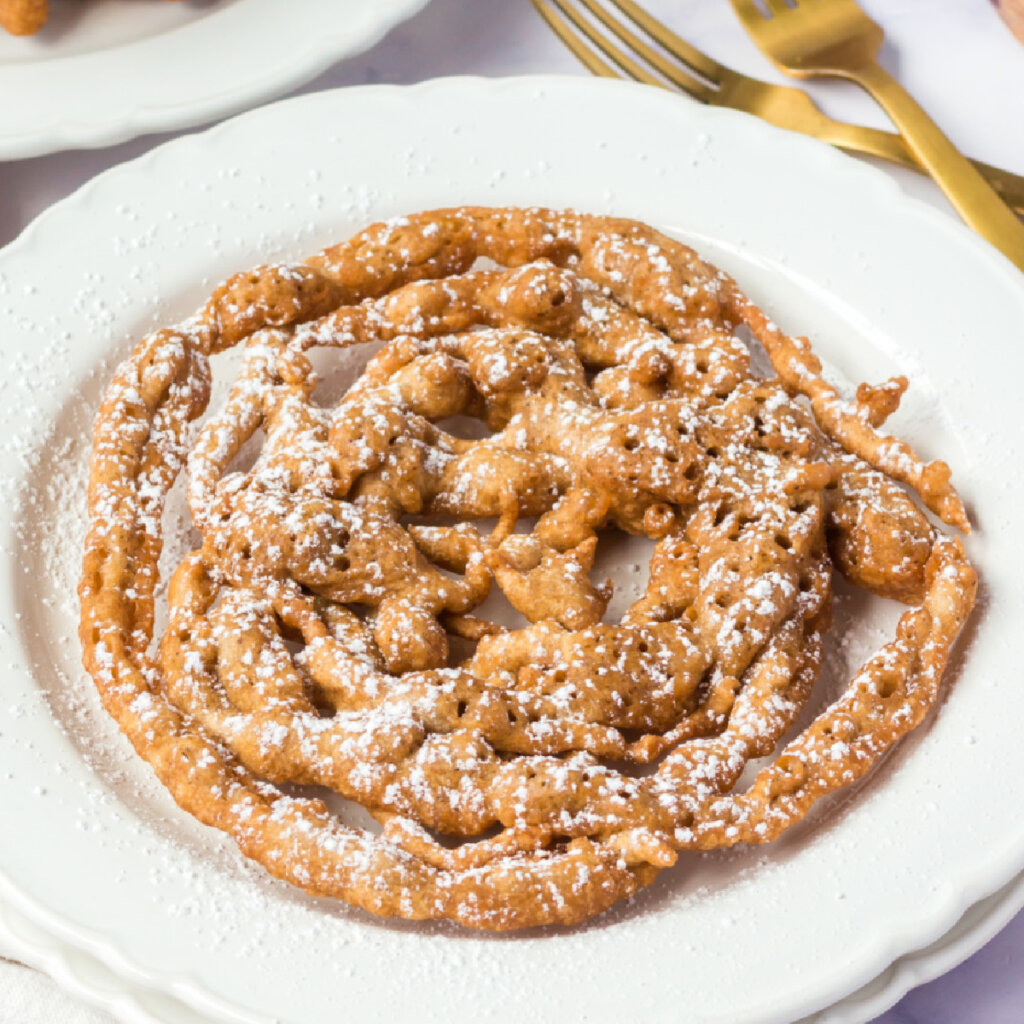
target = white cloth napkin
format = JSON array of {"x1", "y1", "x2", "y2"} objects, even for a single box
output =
[
  {"x1": 0, "y1": 961, "x2": 115, "y2": 1024},
  {"x1": 0, "y1": 1, "x2": 1021, "y2": 1022}
]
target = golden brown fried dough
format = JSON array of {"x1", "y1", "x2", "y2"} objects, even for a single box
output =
[
  {"x1": 79, "y1": 208, "x2": 976, "y2": 929},
  {"x1": 0, "y1": 0, "x2": 46, "y2": 35}
]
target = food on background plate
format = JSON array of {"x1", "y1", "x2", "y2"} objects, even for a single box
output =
[
  {"x1": 78, "y1": 206, "x2": 976, "y2": 930},
  {"x1": 0, "y1": 0, "x2": 181, "y2": 35},
  {"x1": 995, "y1": 0, "x2": 1024, "y2": 43}
]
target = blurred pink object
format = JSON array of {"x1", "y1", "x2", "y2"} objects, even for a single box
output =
[{"x1": 995, "y1": 0, "x2": 1024, "y2": 42}]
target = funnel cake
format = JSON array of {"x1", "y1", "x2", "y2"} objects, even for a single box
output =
[{"x1": 79, "y1": 207, "x2": 976, "y2": 930}]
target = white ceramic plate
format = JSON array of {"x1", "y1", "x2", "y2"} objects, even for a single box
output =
[
  {"x1": 0, "y1": 0, "x2": 429, "y2": 159},
  {"x1": 0, "y1": 77, "x2": 1022, "y2": 1024},
  {"x1": 5, "y1": 860, "x2": 1024, "y2": 1024}
]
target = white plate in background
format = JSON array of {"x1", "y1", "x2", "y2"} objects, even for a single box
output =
[{"x1": 0, "y1": 0, "x2": 429, "y2": 158}]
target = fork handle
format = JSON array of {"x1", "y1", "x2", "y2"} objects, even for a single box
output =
[
  {"x1": 818, "y1": 121, "x2": 1024, "y2": 217},
  {"x1": 848, "y1": 61, "x2": 1024, "y2": 272}
]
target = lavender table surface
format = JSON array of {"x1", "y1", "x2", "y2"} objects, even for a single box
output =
[{"x1": 1, "y1": 1, "x2": 1022, "y2": 1021}]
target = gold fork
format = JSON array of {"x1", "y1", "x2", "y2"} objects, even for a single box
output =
[
  {"x1": 531, "y1": 0, "x2": 1024, "y2": 216},
  {"x1": 728, "y1": 0, "x2": 1024, "y2": 271}
]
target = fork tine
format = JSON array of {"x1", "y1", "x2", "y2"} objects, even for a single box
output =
[
  {"x1": 606, "y1": 0, "x2": 724, "y2": 83},
  {"x1": 763, "y1": 0, "x2": 796, "y2": 15},
  {"x1": 540, "y1": 0, "x2": 666, "y2": 91},
  {"x1": 533, "y1": 0, "x2": 722, "y2": 108},
  {"x1": 572, "y1": 0, "x2": 717, "y2": 100},
  {"x1": 531, "y1": 0, "x2": 620, "y2": 79},
  {"x1": 730, "y1": 0, "x2": 771, "y2": 26}
]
